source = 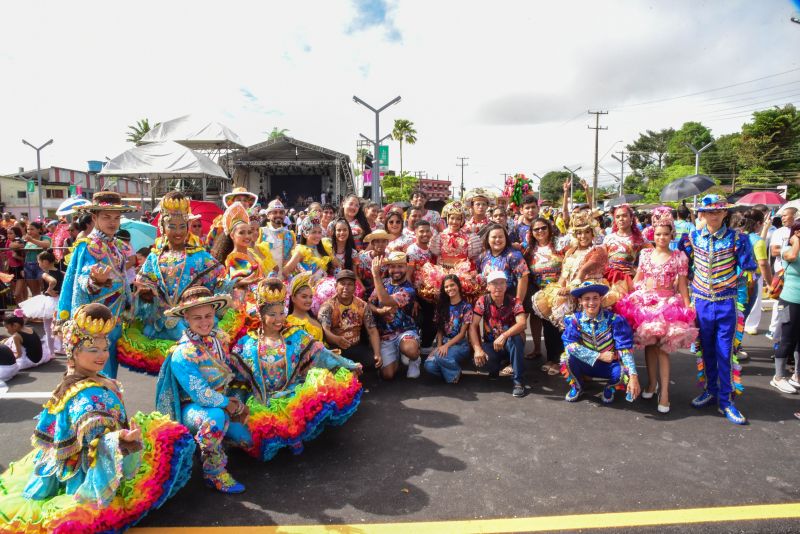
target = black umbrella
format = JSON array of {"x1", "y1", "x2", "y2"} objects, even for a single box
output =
[
  {"x1": 660, "y1": 174, "x2": 715, "y2": 202},
  {"x1": 606, "y1": 194, "x2": 643, "y2": 207}
]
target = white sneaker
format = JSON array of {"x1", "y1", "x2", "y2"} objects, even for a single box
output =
[
  {"x1": 788, "y1": 376, "x2": 800, "y2": 389},
  {"x1": 744, "y1": 328, "x2": 758, "y2": 336},
  {"x1": 765, "y1": 331, "x2": 774, "y2": 341},
  {"x1": 406, "y1": 358, "x2": 421, "y2": 378},
  {"x1": 738, "y1": 350, "x2": 749, "y2": 361},
  {"x1": 770, "y1": 377, "x2": 797, "y2": 394},
  {"x1": 400, "y1": 354, "x2": 410, "y2": 366}
]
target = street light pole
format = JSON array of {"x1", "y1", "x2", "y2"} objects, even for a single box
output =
[
  {"x1": 532, "y1": 173, "x2": 542, "y2": 198},
  {"x1": 22, "y1": 139, "x2": 53, "y2": 220},
  {"x1": 686, "y1": 141, "x2": 714, "y2": 207},
  {"x1": 354, "y1": 95, "x2": 401, "y2": 206}
]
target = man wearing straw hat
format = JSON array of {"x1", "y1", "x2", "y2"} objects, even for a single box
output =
[{"x1": 57, "y1": 191, "x2": 136, "y2": 378}]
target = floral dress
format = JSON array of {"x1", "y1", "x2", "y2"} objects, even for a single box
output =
[{"x1": 420, "y1": 228, "x2": 483, "y2": 302}]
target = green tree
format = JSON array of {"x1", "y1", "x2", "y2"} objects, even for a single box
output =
[
  {"x1": 739, "y1": 104, "x2": 800, "y2": 172},
  {"x1": 126, "y1": 119, "x2": 156, "y2": 145},
  {"x1": 382, "y1": 171, "x2": 418, "y2": 203},
  {"x1": 704, "y1": 133, "x2": 741, "y2": 189},
  {"x1": 391, "y1": 119, "x2": 417, "y2": 175},
  {"x1": 267, "y1": 127, "x2": 290, "y2": 140},
  {"x1": 737, "y1": 166, "x2": 780, "y2": 186},
  {"x1": 644, "y1": 163, "x2": 707, "y2": 202},
  {"x1": 538, "y1": 171, "x2": 571, "y2": 202},
  {"x1": 626, "y1": 128, "x2": 674, "y2": 173},
  {"x1": 666, "y1": 122, "x2": 715, "y2": 167}
]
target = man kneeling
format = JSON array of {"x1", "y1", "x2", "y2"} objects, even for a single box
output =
[{"x1": 561, "y1": 282, "x2": 641, "y2": 404}]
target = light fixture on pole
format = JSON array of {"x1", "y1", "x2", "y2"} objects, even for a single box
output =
[
  {"x1": 685, "y1": 141, "x2": 714, "y2": 207},
  {"x1": 22, "y1": 138, "x2": 53, "y2": 221},
  {"x1": 353, "y1": 95, "x2": 401, "y2": 206}
]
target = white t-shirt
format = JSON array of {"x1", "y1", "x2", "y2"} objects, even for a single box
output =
[{"x1": 770, "y1": 226, "x2": 790, "y2": 272}]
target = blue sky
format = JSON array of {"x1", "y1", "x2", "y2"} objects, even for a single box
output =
[{"x1": 2, "y1": 0, "x2": 799, "y2": 192}]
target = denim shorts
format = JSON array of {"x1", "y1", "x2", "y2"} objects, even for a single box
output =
[
  {"x1": 23, "y1": 262, "x2": 42, "y2": 280},
  {"x1": 379, "y1": 330, "x2": 420, "y2": 368}
]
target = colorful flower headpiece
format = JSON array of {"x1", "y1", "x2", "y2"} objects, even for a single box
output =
[
  {"x1": 256, "y1": 278, "x2": 287, "y2": 309},
  {"x1": 62, "y1": 304, "x2": 116, "y2": 361},
  {"x1": 696, "y1": 194, "x2": 733, "y2": 212},
  {"x1": 501, "y1": 173, "x2": 534, "y2": 213},
  {"x1": 222, "y1": 201, "x2": 250, "y2": 235},
  {"x1": 289, "y1": 271, "x2": 313, "y2": 296},
  {"x1": 651, "y1": 206, "x2": 675, "y2": 229},
  {"x1": 299, "y1": 210, "x2": 321, "y2": 236}
]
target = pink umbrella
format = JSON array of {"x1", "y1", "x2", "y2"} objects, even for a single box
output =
[{"x1": 736, "y1": 191, "x2": 785, "y2": 206}]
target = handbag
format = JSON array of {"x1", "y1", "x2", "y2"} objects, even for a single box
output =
[{"x1": 767, "y1": 270, "x2": 784, "y2": 300}]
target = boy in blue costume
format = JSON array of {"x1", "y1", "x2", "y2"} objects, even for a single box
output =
[{"x1": 561, "y1": 281, "x2": 641, "y2": 404}]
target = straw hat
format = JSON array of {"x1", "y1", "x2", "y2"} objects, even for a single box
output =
[
  {"x1": 166, "y1": 286, "x2": 231, "y2": 317},
  {"x1": 222, "y1": 187, "x2": 258, "y2": 207},
  {"x1": 72, "y1": 191, "x2": 135, "y2": 213}
]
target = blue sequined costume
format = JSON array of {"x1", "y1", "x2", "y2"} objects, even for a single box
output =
[
  {"x1": 561, "y1": 310, "x2": 637, "y2": 398},
  {"x1": 678, "y1": 225, "x2": 756, "y2": 409},
  {"x1": 57, "y1": 230, "x2": 132, "y2": 378}
]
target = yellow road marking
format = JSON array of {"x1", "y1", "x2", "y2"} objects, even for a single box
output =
[{"x1": 133, "y1": 502, "x2": 800, "y2": 533}]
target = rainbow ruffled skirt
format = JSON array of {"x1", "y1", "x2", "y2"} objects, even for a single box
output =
[
  {"x1": 245, "y1": 367, "x2": 362, "y2": 461},
  {"x1": 118, "y1": 308, "x2": 246, "y2": 375},
  {"x1": 0, "y1": 412, "x2": 195, "y2": 534}
]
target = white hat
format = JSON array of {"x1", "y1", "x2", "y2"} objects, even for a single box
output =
[
  {"x1": 266, "y1": 199, "x2": 286, "y2": 213},
  {"x1": 486, "y1": 271, "x2": 507, "y2": 284},
  {"x1": 259, "y1": 208, "x2": 269, "y2": 216}
]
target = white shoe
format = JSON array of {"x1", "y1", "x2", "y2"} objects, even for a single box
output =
[
  {"x1": 406, "y1": 358, "x2": 421, "y2": 378},
  {"x1": 788, "y1": 376, "x2": 800, "y2": 389},
  {"x1": 738, "y1": 350, "x2": 749, "y2": 361},
  {"x1": 657, "y1": 403, "x2": 670, "y2": 414},
  {"x1": 765, "y1": 331, "x2": 774, "y2": 341},
  {"x1": 641, "y1": 385, "x2": 658, "y2": 399},
  {"x1": 400, "y1": 354, "x2": 410, "y2": 366},
  {"x1": 770, "y1": 377, "x2": 797, "y2": 394},
  {"x1": 744, "y1": 328, "x2": 758, "y2": 336}
]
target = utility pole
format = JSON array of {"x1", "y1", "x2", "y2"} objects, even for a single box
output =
[
  {"x1": 588, "y1": 110, "x2": 608, "y2": 209},
  {"x1": 686, "y1": 141, "x2": 714, "y2": 207},
  {"x1": 563, "y1": 165, "x2": 582, "y2": 211},
  {"x1": 456, "y1": 156, "x2": 469, "y2": 200},
  {"x1": 532, "y1": 173, "x2": 542, "y2": 198},
  {"x1": 611, "y1": 150, "x2": 629, "y2": 196},
  {"x1": 22, "y1": 139, "x2": 53, "y2": 220},
  {"x1": 353, "y1": 95, "x2": 401, "y2": 206}
]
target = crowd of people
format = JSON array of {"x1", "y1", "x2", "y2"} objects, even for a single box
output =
[{"x1": 0, "y1": 180, "x2": 798, "y2": 532}]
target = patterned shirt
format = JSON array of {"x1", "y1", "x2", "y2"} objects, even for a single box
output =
[
  {"x1": 529, "y1": 244, "x2": 564, "y2": 288},
  {"x1": 318, "y1": 295, "x2": 376, "y2": 346},
  {"x1": 421, "y1": 209, "x2": 444, "y2": 232},
  {"x1": 562, "y1": 310, "x2": 636, "y2": 375},
  {"x1": 406, "y1": 243, "x2": 435, "y2": 284},
  {"x1": 436, "y1": 300, "x2": 473, "y2": 340},
  {"x1": 473, "y1": 294, "x2": 524, "y2": 343},
  {"x1": 369, "y1": 279, "x2": 418, "y2": 339},
  {"x1": 477, "y1": 248, "x2": 530, "y2": 294}
]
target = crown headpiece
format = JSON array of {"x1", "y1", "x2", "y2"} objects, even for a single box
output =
[
  {"x1": 161, "y1": 196, "x2": 191, "y2": 215},
  {"x1": 289, "y1": 271, "x2": 313, "y2": 296},
  {"x1": 256, "y1": 278, "x2": 287, "y2": 309},
  {"x1": 61, "y1": 304, "x2": 116, "y2": 361},
  {"x1": 222, "y1": 201, "x2": 250, "y2": 235},
  {"x1": 299, "y1": 210, "x2": 322, "y2": 236},
  {"x1": 442, "y1": 201, "x2": 467, "y2": 222}
]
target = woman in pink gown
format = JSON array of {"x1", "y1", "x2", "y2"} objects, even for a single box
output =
[{"x1": 616, "y1": 207, "x2": 697, "y2": 414}]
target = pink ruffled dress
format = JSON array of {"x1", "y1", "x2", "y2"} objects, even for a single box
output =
[{"x1": 615, "y1": 248, "x2": 698, "y2": 352}]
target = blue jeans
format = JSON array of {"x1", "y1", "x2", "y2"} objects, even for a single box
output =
[
  {"x1": 565, "y1": 354, "x2": 623, "y2": 390},
  {"x1": 424, "y1": 339, "x2": 471, "y2": 383},
  {"x1": 480, "y1": 334, "x2": 525, "y2": 385}
]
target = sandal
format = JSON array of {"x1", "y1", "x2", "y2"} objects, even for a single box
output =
[
  {"x1": 500, "y1": 365, "x2": 514, "y2": 377},
  {"x1": 547, "y1": 364, "x2": 560, "y2": 376}
]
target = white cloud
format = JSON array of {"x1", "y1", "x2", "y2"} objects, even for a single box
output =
[{"x1": 1, "y1": 0, "x2": 799, "y2": 194}]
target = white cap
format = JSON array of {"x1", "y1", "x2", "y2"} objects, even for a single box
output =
[
  {"x1": 486, "y1": 270, "x2": 507, "y2": 284},
  {"x1": 259, "y1": 209, "x2": 268, "y2": 216}
]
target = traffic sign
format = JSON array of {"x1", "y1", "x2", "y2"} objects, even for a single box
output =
[
  {"x1": 378, "y1": 145, "x2": 389, "y2": 167},
  {"x1": 68, "y1": 185, "x2": 77, "y2": 196},
  {"x1": 26, "y1": 181, "x2": 35, "y2": 193}
]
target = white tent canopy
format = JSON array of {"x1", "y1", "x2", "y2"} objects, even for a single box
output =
[
  {"x1": 139, "y1": 115, "x2": 245, "y2": 150},
  {"x1": 99, "y1": 141, "x2": 229, "y2": 179}
]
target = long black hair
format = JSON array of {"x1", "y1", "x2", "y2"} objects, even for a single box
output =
[
  {"x1": 331, "y1": 217, "x2": 355, "y2": 270},
  {"x1": 435, "y1": 274, "x2": 463, "y2": 335},
  {"x1": 337, "y1": 194, "x2": 372, "y2": 240},
  {"x1": 210, "y1": 232, "x2": 234, "y2": 264},
  {"x1": 523, "y1": 216, "x2": 558, "y2": 265}
]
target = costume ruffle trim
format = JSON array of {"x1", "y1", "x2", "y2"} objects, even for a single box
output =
[
  {"x1": 118, "y1": 309, "x2": 244, "y2": 375},
  {"x1": 245, "y1": 367, "x2": 362, "y2": 462},
  {"x1": 0, "y1": 412, "x2": 195, "y2": 534}
]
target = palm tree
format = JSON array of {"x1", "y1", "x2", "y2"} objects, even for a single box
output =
[
  {"x1": 267, "y1": 127, "x2": 290, "y2": 140},
  {"x1": 392, "y1": 119, "x2": 417, "y2": 175},
  {"x1": 126, "y1": 119, "x2": 155, "y2": 145}
]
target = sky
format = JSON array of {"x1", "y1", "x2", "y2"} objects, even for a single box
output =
[{"x1": 2, "y1": 0, "x2": 800, "y2": 194}]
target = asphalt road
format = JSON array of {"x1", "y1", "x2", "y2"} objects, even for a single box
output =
[{"x1": 1, "y1": 313, "x2": 798, "y2": 532}]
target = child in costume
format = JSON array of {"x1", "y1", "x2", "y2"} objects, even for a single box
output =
[
  {"x1": 421, "y1": 200, "x2": 483, "y2": 302},
  {"x1": 0, "y1": 303, "x2": 195, "y2": 533},
  {"x1": 616, "y1": 207, "x2": 697, "y2": 413},
  {"x1": 561, "y1": 282, "x2": 641, "y2": 404},
  {"x1": 155, "y1": 287, "x2": 256, "y2": 494},
  {"x1": 677, "y1": 194, "x2": 756, "y2": 425},
  {"x1": 232, "y1": 278, "x2": 363, "y2": 462},
  {"x1": 57, "y1": 191, "x2": 136, "y2": 379},
  {"x1": 283, "y1": 210, "x2": 336, "y2": 313},
  {"x1": 120, "y1": 192, "x2": 236, "y2": 375}
]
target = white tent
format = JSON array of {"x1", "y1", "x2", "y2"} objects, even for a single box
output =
[
  {"x1": 99, "y1": 141, "x2": 228, "y2": 179},
  {"x1": 139, "y1": 115, "x2": 245, "y2": 150}
]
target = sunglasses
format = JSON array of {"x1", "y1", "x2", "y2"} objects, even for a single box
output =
[
  {"x1": 532, "y1": 227, "x2": 548, "y2": 232},
  {"x1": 387, "y1": 220, "x2": 402, "y2": 224}
]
